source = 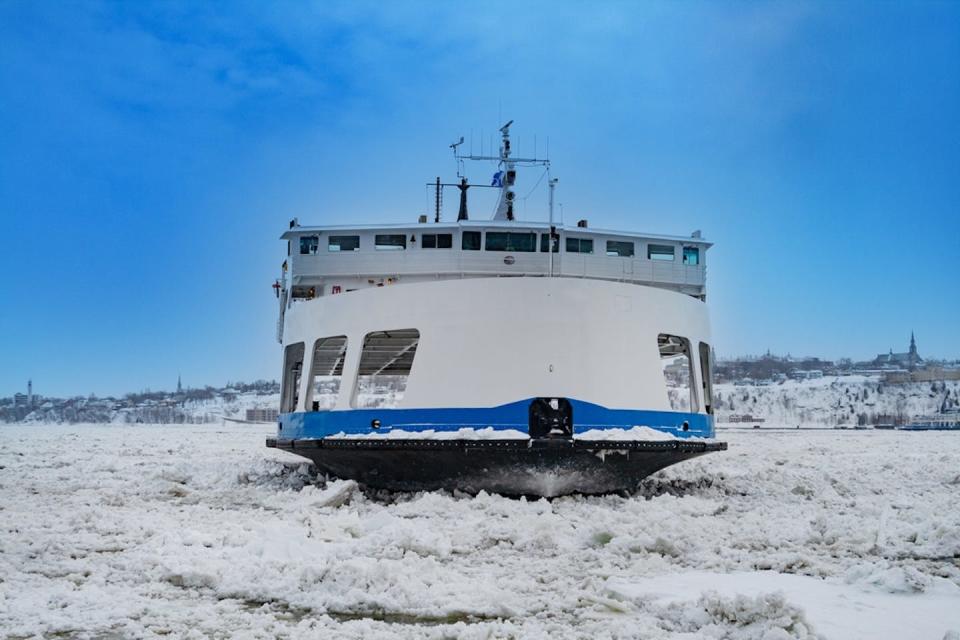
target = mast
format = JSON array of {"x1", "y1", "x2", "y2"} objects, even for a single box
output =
[
  {"x1": 493, "y1": 120, "x2": 516, "y2": 221},
  {"x1": 451, "y1": 120, "x2": 550, "y2": 221},
  {"x1": 548, "y1": 177, "x2": 558, "y2": 276}
]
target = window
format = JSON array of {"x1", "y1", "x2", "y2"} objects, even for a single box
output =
[
  {"x1": 485, "y1": 232, "x2": 537, "y2": 252},
  {"x1": 699, "y1": 342, "x2": 714, "y2": 415},
  {"x1": 291, "y1": 286, "x2": 316, "y2": 300},
  {"x1": 280, "y1": 342, "x2": 305, "y2": 413},
  {"x1": 299, "y1": 236, "x2": 319, "y2": 255},
  {"x1": 648, "y1": 244, "x2": 675, "y2": 261},
  {"x1": 566, "y1": 237, "x2": 594, "y2": 253},
  {"x1": 354, "y1": 329, "x2": 420, "y2": 408},
  {"x1": 329, "y1": 235, "x2": 360, "y2": 252},
  {"x1": 540, "y1": 233, "x2": 559, "y2": 253},
  {"x1": 309, "y1": 336, "x2": 347, "y2": 410},
  {"x1": 683, "y1": 247, "x2": 700, "y2": 265},
  {"x1": 422, "y1": 233, "x2": 453, "y2": 249},
  {"x1": 657, "y1": 334, "x2": 698, "y2": 412},
  {"x1": 375, "y1": 234, "x2": 406, "y2": 250},
  {"x1": 606, "y1": 240, "x2": 634, "y2": 257},
  {"x1": 462, "y1": 231, "x2": 481, "y2": 250}
]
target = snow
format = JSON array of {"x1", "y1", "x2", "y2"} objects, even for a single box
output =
[
  {"x1": 608, "y1": 570, "x2": 960, "y2": 640},
  {"x1": 327, "y1": 426, "x2": 709, "y2": 441},
  {"x1": 326, "y1": 426, "x2": 529, "y2": 439},
  {"x1": 577, "y1": 426, "x2": 688, "y2": 441},
  {"x1": 1, "y1": 423, "x2": 959, "y2": 638}
]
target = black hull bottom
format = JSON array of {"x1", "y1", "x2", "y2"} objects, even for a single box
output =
[{"x1": 266, "y1": 438, "x2": 727, "y2": 497}]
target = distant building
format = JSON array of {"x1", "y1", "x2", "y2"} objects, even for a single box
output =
[
  {"x1": 874, "y1": 332, "x2": 923, "y2": 371},
  {"x1": 246, "y1": 408, "x2": 279, "y2": 423},
  {"x1": 177, "y1": 375, "x2": 183, "y2": 394}
]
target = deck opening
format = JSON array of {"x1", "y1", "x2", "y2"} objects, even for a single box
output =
[
  {"x1": 281, "y1": 342, "x2": 305, "y2": 412},
  {"x1": 308, "y1": 336, "x2": 347, "y2": 410},
  {"x1": 658, "y1": 334, "x2": 699, "y2": 412},
  {"x1": 354, "y1": 329, "x2": 421, "y2": 408},
  {"x1": 699, "y1": 342, "x2": 714, "y2": 415}
]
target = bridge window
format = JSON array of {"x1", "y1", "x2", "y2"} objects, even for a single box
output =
[
  {"x1": 280, "y1": 342, "x2": 305, "y2": 413},
  {"x1": 540, "y1": 233, "x2": 559, "y2": 253},
  {"x1": 354, "y1": 329, "x2": 420, "y2": 408},
  {"x1": 308, "y1": 336, "x2": 347, "y2": 411},
  {"x1": 606, "y1": 240, "x2": 634, "y2": 257},
  {"x1": 485, "y1": 232, "x2": 537, "y2": 252},
  {"x1": 648, "y1": 244, "x2": 675, "y2": 261},
  {"x1": 329, "y1": 235, "x2": 360, "y2": 252},
  {"x1": 299, "y1": 235, "x2": 319, "y2": 255},
  {"x1": 462, "y1": 231, "x2": 481, "y2": 250},
  {"x1": 422, "y1": 233, "x2": 452, "y2": 249},
  {"x1": 699, "y1": 342, "x2": 713, "y2": 415},
  {"x1": 375, "y1": 234, "x2": 406, "y2": 251},
  {"x1": 658, "y1": 334, "x2": 698, "y2": 412},
  {"x1": 566, "y1": 237, "x2": 594, "y2": 253},
  {"x1": 683, "y1": 247, "x2": 700, "y2": 265}
]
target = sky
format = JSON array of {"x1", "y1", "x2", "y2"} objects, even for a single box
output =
[{"x1": 1, "y1": 1, "x2": 958, "y2": 397}]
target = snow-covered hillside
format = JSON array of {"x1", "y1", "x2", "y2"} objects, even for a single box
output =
[
  {"x1": 6, "y1": 376, "x2": 959, "y2": 427},
  {"x1": 715, "y1": 376, "x2": 960, "y2": 427},
  {"x1": 1, "y1": 424, "x2": 958, "y2": 638}
]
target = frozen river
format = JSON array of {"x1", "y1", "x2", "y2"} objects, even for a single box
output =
[{"x1": 1, "y1": 424, "x2": 958, "y2": 639}]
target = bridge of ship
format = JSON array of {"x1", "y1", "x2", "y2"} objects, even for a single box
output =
[{"x1": 280, "y1": 220, "x2": 711, "y2": 302}]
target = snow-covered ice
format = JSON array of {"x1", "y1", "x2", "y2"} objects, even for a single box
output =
[
  {"x1": 576, "y1": 426, "x2": 693, "y2": 441},
  {"x1": 1, "y1": 423, "x2": 958, "y2": 639}
]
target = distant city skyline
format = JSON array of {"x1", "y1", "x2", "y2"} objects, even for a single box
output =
[{"x1": 1, "y1": 2, "x2": 958, "y2": 397}]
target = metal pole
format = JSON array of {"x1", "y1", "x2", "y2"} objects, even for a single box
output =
[
  {"x1": 548, "y1": 177, "x2": 558, "y2": 277},
  {"x1": 435, "y1": 177, "x2": 441, "y2": 223}
]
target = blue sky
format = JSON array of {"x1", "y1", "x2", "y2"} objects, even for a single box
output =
[{"x1": 1, "y1": 2, "x2": 958, "y2": 397}]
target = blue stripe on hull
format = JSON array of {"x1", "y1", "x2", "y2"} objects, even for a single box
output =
[{"x1": 279, "y1": 398, "x2": 714, "y2": 440}]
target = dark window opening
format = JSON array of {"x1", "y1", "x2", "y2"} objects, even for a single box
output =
[
  {"x1": 375, "y1": 234, "x2": 406, "y2": 251},
  {"x1": 566, "y1": 237, "x2": 594, "y2": 253},
  {"x1": 329, "y1": 235, "x2": 360, "y2": 252},
  {"x1": 485, "y1": 232, "x2": 537, "y2": 252},
  {"x1": 462, "y1": 231, "x2": 482, "y2": 250},
  {"x1": 683, "y1": 247, "x2": 700, "y2": 265},
  {"x1": 648, "y1": 244, "x2": 675, "y2": 261},
  {"x1": 291, "y1": 286, "x2": 316, "y2": 300},
  {"x1": 299, "y1": 236, "x2": 319, "y2": 255},
  {"x1": 540, "y1": 233, "x2": 559, "y2": 253},
  {"x1": 606, "y1": 240, "x2": 634, "y2": 257},
  {"x1": 422, "y1": 233, "x2": 453, "y2": 249}
]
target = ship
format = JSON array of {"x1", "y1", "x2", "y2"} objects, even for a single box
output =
[
  {"x1": 266, "y1": 121, "x2": 726, "y2": 496},
  {"x1": 900, "y1": 410, "x2": 960, "y2": 431}
]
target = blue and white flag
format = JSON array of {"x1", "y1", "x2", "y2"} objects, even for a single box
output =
[{"x1": 491, "y1": 171, "x2": 504, "y2": 187}]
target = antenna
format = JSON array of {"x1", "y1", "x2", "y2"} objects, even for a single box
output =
[
  {"x1": 450, "y1": 136, "x2": 464, "y2": 177},
  {"x1": 449, "y1": 120, "x2": 551, "y2": 221}
]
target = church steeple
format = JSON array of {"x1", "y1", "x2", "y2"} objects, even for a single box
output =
[
  {"x1": 177, "y1": 374, "x2": 182, "y2": 394},
  {"x1": 909, "y1": 331, "x2": 917, "y2": 357}
]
